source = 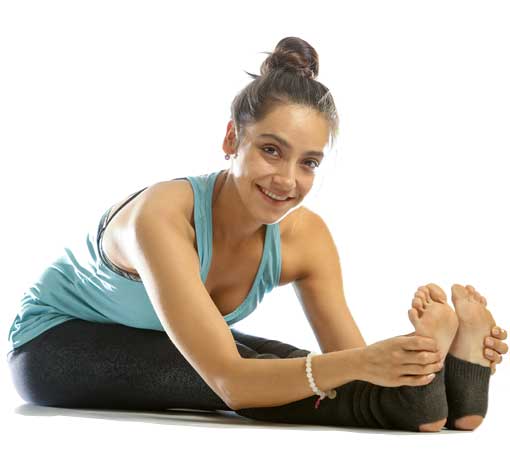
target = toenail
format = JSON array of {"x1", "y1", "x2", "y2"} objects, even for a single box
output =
[
  {"x1": 486, "y1": 349, "x2": 493, "y2": 356},
  {"x1": 493, "y1": 328, "x2": 500, "y2": 335},
  {"x1": 486, "y1": 338, "x2": 494, "y2": 346}
]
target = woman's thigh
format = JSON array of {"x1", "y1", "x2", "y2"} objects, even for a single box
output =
[{"x1": 6, "y1": 319, "x2": 309, "y2": 412}]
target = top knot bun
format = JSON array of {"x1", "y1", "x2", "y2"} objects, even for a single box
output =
[{"x1": 260, "y1": 37, "x2": 319, "y2": 80}]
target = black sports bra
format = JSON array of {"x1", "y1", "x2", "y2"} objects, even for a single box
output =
[
  {"x1": 95, "y1": 177, "x2": 188, "y2": 281},
  {"x1": 96, "y1": 187, "x2": 149, "y2": 281}
]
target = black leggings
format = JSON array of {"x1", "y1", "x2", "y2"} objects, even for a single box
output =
[{"x1": 7, "y1": 319, "x2": 453, "y2": 431}]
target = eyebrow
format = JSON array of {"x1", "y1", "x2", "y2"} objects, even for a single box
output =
[{"x1": 257, "y1": 133, "x2": 324, "y2": 158}]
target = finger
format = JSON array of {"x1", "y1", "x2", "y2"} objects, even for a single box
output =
[
  {"x1": 491, "y1": 359, "x2": 498, "y2": 374},
  {"x1": 484, "y1": 348, "x2": 500, "y2": 362},
  {"x1": 492, "y1": 326, "x2": 507, "y2": 340},
  {"x1": 403, "y1": 335, "x2": 438, "y2": 352},
  {"x1": 485, "y1": 337, "x2": 509, "y2": 355},
  {"x1": 402, "y1": 351, "x2": 442, "y2": 366},
  {"x1": 402, "y1": 362, "x2": 443, "y2": 375},
  {"x1": 400, "y1": 374, "x2": 436, "y2": 387}
]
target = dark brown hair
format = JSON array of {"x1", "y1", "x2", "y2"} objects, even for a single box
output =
[{"x1": 230, "y1": 37, "x2": 340, "y2": 153}]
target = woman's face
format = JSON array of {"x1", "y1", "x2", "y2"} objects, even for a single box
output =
[{"x1": 223, "y1": 103, "x2": 331, "y2": 223}]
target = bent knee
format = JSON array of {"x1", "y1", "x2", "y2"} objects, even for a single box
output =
[{"x1": 418, "y1": 417, "x2": 447, "y2": 432}]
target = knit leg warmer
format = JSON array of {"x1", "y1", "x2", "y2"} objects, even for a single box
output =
[
  {"x1": 443, "y1": 353, "x2": 491, "y2": 429},
  {"x1": 232, "y1": 331, "x2": 449, "y2": 432}
]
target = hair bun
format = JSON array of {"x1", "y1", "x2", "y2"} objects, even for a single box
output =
[{"x1": 260, "y1": 36, "x2": 319, "y2": 80}]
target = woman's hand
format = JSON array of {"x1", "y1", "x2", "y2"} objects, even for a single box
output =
[
  {"x1": 484, "y1": 326, "x2": 508, "y2": 375},
  {"x1": 359, "y1": 335, "x2": 443, "y2": 387}
]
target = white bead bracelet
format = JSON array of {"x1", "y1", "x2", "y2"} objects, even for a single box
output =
[{"x1": 306, "y1": 351, "x2": 337, "y2": 409}]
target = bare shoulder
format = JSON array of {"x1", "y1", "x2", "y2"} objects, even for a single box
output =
[
  {"x1": 279, "y1": 205, "x2": 328, "y2": 283},
  {"x1": 136, "y1": 178, "x2": 195, "y2": 226},
  {"x1": 281, "y1": 205, "x2": 320, "y2": 236},
  {"x1": 294, "y1": 207, "x2": 339, "y2": 280}
]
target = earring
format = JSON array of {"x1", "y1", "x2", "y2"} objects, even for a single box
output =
[{"x1": 225, "y1": 153, "x2": 238, "y2": 160}]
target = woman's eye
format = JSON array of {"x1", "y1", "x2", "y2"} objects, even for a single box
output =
[
  {"x1": 262, "y1": 146, "x2": 278, "y2": 156},
  {"x1": 262, "y1": 147, "x2": 320, "y2": 170},
  {"x1": 305, "y1": 160, "x2": 320, "y2": 169}
]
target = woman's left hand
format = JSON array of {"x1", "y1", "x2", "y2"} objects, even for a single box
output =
[{"x1": 484, "y1": 326, "x2": 508, "y2": 375}]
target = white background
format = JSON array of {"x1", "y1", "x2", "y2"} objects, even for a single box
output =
[{"x1": 1, "y1": 0, "x2": 508, "y2": 461}]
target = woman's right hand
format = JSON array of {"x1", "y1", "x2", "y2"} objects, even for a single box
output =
[{"x1": 359, "y1": 334, "x2": 444, "y2": 387}]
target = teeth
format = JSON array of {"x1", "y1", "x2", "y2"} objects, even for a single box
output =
[{"x1": 260, "y1": 186, "x2": 287, "y2": 201}]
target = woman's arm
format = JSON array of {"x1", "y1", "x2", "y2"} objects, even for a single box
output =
[
  {"x1": 230, "y1": 348, "x2": 364, "y2": 410},
  {"x1": 292, "y1": 209, "x2": 367, "y2": 353}
]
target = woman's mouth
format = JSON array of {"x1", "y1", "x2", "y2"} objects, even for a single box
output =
[{"x1": 257, "y1": 185, "x2": 293, "y2": 206}]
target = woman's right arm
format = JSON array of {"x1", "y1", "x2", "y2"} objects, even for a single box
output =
[
  {"x1": 128, "y1": 199, "x2": 443, "y2": 411},
  {"x1": 228, "y1": 335, "x2": 443, "y2": 410},
  {"x1": 128, "y1": 201, "x2": 364, "y2": 410}
]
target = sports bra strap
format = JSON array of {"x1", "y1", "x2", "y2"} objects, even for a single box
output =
[{"x1": 101, "y1": 187, "x2": 149, "y2": 235}]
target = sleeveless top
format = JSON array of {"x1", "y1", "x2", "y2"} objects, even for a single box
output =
[{"x1": 6, "y1": 170, "x2": 282, "y2": 355}]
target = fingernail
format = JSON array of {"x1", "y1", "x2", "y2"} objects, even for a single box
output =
[{"x1": 486, "y1": 338, "x2": 494, "y2": 346}]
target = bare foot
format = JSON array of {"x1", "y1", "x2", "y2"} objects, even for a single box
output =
[
  {"x1": 409, "y1": 283, "x2": 460, "y2": 364},
  {"x1": 448, "y1": 284, "x2": 496, "y2": 368},
  {"x1": 408, "y1": 283, "x2": 459, "y2": 432},
  {"x1": 446, "y1": 284, "x2": 496, "y2": 431}
]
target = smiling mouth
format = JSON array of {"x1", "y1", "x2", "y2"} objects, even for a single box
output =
[{"x1": 257, "y1": 185, "x2": 293, "y2": 203}]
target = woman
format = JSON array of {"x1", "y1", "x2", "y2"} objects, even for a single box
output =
[{"x1": 6, "y1": 37, "x2": 508, "y2": 432}]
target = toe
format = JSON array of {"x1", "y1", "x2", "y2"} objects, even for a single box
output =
[
  {"x1": 418, "y1": 286, "x2": 431, "y2": 302},
  {"x1": 451, "y1": 284, "x2": 469, "y2": 302},
  {"x1": 416, "y1": 289, "x2": 429, "y2": 303},
  {"x1": 466, "y1": 284, "x2": 476, "y2": 295},
  {"x1": 426, "y1": 283, "x2": 447, "y2": 303},
  {"x1": 412, "y1": 297, "x2": 425, "y2": 311},
  {"x1": 408, "y1": 308, "x2": 421, "y2": 326}
]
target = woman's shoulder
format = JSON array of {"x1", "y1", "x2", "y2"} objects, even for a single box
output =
[{"x1": 137, "y1": 178, "x2": 195, "y2": 227}]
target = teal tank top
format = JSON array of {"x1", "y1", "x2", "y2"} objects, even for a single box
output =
[{"x1": 6, "y1": 170, "x2": 282, "y2": 355}]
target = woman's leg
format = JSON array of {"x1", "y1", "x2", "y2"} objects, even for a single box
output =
[
  {"x1": 5, "y1": 320, "x2": 303, "y2": 412},
  {"x1": 7, "y1": 319, "x2": 450, "y2": 431},
  {"x1": 230, "y1": 329, "x2": 449, "y2": 431},
  {"x1": 7, "y1": 319, "x2": 232, "y2": 411}
]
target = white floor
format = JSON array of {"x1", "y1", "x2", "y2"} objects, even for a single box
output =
[{"x1": 2, "y1": 364, "x2": 508, "y2": 463}]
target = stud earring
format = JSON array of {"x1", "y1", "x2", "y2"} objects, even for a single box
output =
[{"x1": 224, "y1": 153, "x2": 238, "y2": 160}]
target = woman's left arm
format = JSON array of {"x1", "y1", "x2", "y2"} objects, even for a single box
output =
[
  {"x1": 484, "y1": 326, "x2": 508, "y2": 375},
  {"x1": 292, "y1": 208, "x2": 508, "y2": 373},
  {"x1": 292, "y1": 208, "x2": 367, "y2": 353}
]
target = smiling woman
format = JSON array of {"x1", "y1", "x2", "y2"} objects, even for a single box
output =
[{"x1": 7, "y1": 36, "x2": 506, "y2": 433}]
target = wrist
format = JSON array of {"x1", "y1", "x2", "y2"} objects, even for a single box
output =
[
  {"x1": 312, "y1": 347, "x2": 365, "y2": 392},
  {"x1": 353, "y1": 346, "x2": 368, "y2": 382}
]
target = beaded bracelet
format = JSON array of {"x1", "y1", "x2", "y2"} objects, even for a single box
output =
[{"x1": 306, "y1": 351, "x2": 337, "y2": 409}]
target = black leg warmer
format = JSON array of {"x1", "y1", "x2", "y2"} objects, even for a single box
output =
[
  {"x1": 444, "y1": 353, "x2": 491, "y2": 430},
  {"x1": 233, "y1": 331, "x2": 448, "y2": 432}
]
